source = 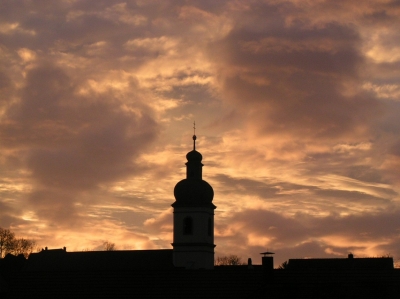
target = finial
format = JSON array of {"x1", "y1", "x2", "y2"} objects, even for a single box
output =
[{"x1": 193, "y1": 121, "x2": 196, "y2": 150}]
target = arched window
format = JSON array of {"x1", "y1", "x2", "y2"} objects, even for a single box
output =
[
  {"x1": 183, "y1": 217, "x2": 193, "y2": 235},
  {"x1": 207, "y1": 217, "x2": 212, "y2": 236}
]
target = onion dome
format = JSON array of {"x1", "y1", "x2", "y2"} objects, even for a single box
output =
[
  {"x1": 186, "y1": 149, "x2": 202, "y2": 162},
  {"x1": 172, "y1": 133, "x2": 216, "y2": 209},
  {"x1": 173, "y1": 179, "x2": 214, "y2": 208}
]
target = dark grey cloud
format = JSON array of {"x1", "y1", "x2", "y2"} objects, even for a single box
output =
[
  {"x1": 0, "y1": 61, "x2": 159, "y2": 226},
  {"x1": 0, "y1": 199, "x2": 20, "y2": 228},
  {"x1": 343, "y1": 165, "x2": 388, "y2": 184},
  {"x1": 234, "y1": 209, "x2": 307, "y2": 244},
  {"x1": 27, "y1": 189, "x2": 81, "y2": 226},
  {"x1": 312, "y1": 211, "x2": 400, "y2": 241},
  {"x1": 206, "y1": 2, "x2": 382, "y2": 140},
  {"x1": 213, "y1": 173, "x2": 395, "y2": 212},
  {"x1": 314, "y1": 188, "x2": 395, "y2": 206},
  {"x1": 2, "y1": 64, "x2": 158, "y2": 189},
  {"x1": 0, "y1": 69, "x2": 12, "y2": 90},
  {"x1": 213, "y1": 173, "x2": 316, "y2": 198}
]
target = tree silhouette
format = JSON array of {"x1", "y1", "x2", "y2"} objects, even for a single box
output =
[
  {"x1": 0, "y1": 228, "x2": 15, "y2": 258},
  {"x1": 215, "y1": 255, "x2": 244, "y2": 265},
  {"x1": 0, "y1": 227, "x2": 36, "y2": 258},
  {"x1": 12, "y1": 238, "x2": 37, "y2": 257},
  {"x1": 103, "y1": 241, "x2": 116, "y2": 251}
]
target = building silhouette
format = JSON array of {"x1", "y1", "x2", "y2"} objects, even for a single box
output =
[{"x1": 1, "y1": 134, "x2": 399, "y2": 298}]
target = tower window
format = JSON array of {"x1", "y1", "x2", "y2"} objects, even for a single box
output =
[
  {"x1": 183, "y1": 217, "x2": 193, "y2": 235},
  {"x1": 207, "y1": 217, "x2": 212, "y2": 236}
]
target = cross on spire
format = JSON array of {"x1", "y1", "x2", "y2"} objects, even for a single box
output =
[{"x1": 193, "y1": 121, "x2": 197, "y2": 150}]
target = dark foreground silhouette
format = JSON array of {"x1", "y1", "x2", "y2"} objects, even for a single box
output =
[{"x1": 1, "y1": 248, "x2": 399, "y2": 298}]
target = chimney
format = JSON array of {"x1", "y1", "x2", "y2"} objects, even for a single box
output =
[{"x1": 247, "y1": 258, "x2": 254, "y2": 269}]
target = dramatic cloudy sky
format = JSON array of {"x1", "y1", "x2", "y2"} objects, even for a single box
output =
[{"x1": 1, "y1": 0, "x2": 400, "y2": 266}]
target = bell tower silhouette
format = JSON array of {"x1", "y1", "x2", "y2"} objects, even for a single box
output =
[{"x1": 172, "y1": 125, "x2": 216, "y2": 269}]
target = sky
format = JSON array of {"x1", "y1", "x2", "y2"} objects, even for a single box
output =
[{"x1": 1, "y1": 0, "x2": 400, "y2": 266}]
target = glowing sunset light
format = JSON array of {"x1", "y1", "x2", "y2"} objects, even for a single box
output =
[{"x1": 1, "y1": 1, "x2": 400, "y2": 267}]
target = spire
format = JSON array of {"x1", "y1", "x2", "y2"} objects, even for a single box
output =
[
  {"x1": 193, "y1": 121, "x2": 196, "y2": 150},
  {"x1": 186, "y1": 121, "x2": 202, "y2": 166}
]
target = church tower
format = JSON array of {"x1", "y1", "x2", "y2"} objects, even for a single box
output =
[{"x1": 172, "y1": 132, "x2": 216, "y2": 269}]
